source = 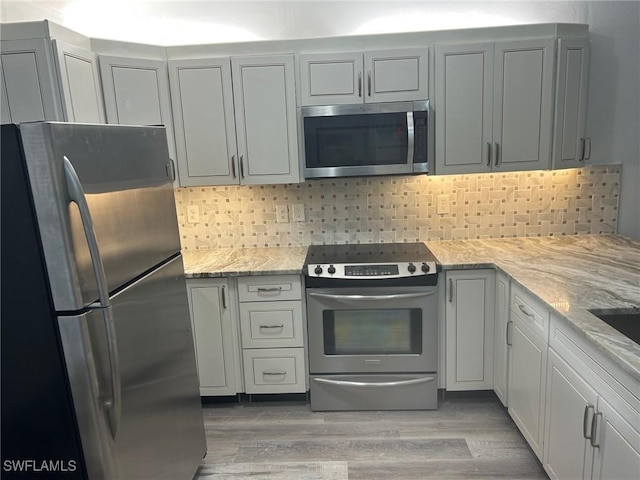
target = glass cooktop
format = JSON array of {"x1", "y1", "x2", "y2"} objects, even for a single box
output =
[{"x1": 305, "y1": 242, "x2": 438, "y2": 265}]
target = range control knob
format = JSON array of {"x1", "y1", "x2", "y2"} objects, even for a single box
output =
[
  {"x1": 421, "y1": 262, "x2": 430, "y2": 273},
  {"x1": 407, "y1": 263, "x2": 416, "y2": 274},
  {"x1": 327, "y1": 265, "x2": 336, "y2": 275},
  {"x1": 314, "y1": 265, "x2": 323, "y2": 275}
]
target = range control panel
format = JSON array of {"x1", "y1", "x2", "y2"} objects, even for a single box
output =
[{"x1": 309, "y1": 262, "x2": 438, "y2": 280}]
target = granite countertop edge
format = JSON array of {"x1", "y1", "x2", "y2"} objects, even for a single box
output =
[{"x1": 182, "y1": 235, "x2": 640, "y2": 383}]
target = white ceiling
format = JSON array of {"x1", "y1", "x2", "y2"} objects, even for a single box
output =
[{"x1": 0, "y1": 1, "x2": 600, "y2": 46}]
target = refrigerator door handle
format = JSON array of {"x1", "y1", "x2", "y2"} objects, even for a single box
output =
[
  {"x1": 99, "y1": 305, "x2": 122, "y2": 439},
  {"x1": 63, "y1": 155, "x2": 121, "y2": 439}
]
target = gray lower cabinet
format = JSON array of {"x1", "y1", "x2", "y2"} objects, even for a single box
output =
[
  {"x1": 493, "y1": 270, "x2": 510, "y2": 406},
  {"x1": 186, "y1": 278, "x2": 239, "y2": 396},
  {"x1": 445, "y1": 269, "x2": 495, "y2": 391},
  {"x1": 544, "y1": 314, "x2": 640, "y2": 480},
  {"x1": 508, "y1": 284, "x2": 550, "y2": 461},
  {"x1": 237, "y1": 275, "x2": 307, "y2": 394}
]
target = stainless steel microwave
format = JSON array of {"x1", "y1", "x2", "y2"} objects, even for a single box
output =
[{"x1": 299, "y1": 100, "x2": 429, "y2": 179}]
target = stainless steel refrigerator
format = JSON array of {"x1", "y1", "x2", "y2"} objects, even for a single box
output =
[{"x1": 1, "y1": 122, "x2": 206, "y2": 479}]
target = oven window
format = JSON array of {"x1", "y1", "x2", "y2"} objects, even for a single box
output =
[{"x1": 323, "y1": 309, "x2": 422, "y2": 355}]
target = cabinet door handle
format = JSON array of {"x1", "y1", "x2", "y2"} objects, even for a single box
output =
[
  {"x1": 579, "y1": 138, "x2": 586, "y2": 162},
  {"x1": 221, "y1": 286, "x2": 227, "y2": 309},
  {"x1": 487, "y1": 142, "x2": 492, "y2": 167},
  {"x1": 231, "y1": 155, "x2": 237, "y2": 178},
  {"x1": 590, "y1": 411, "x2": 602, "y2": 448},
  {"x1": 239, "y1": 155, "x2": 245, "y2": 178},
  {"x1": 358, "y1": 72, "x2": 362, "y2": 97},
  {"x1": 584, "y1": 137, "x2": 591, "y2": 160},
  {"x1": 517, "y1": 303, "x2": 535, "y2": 319},
  {"x1": 448, "y1": 278, "x2": 454, "y2": 303},
  {"x1": 583, "y1": 404, "x2": 595, "y2": 439},
  {"x1": 494, "y1": 142, "x2": 500, "y2": 166},
  {"x1": 166, "y1": 159, "x2": 176, "y2": 181},
  {"x1": 367, "y1": 70, "x2": 372, "y2": 96},
  {"x1": 506, "y1": 320, "x2": 513, "y2": 346}
]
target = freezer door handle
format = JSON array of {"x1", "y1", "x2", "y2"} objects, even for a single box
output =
[
  {"x1": 63, "y1": 155, "x2": 121, "y2": 439},
  {"x1": 63, "y1": 156, "x2": 110, "y2": 308}
]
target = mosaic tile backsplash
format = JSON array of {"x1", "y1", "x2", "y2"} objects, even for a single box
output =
[{"x1": 174, "y1": 164, "x2": 620, "y2": 250}]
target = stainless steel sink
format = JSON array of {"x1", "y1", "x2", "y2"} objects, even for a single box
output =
[{"x1": 589, "y1": 307, "x2": 640, "y2": 344}]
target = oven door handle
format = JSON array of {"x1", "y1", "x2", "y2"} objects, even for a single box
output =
[
  {"x1": 308, "y1": 291, "x2": 436, "y2": 301},
  {"x1": 313, "y1": 377, "x2": 435, "y2": 388}
]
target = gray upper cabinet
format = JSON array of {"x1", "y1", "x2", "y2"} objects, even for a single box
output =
[
  {"x1": 98, "y1": 55, "x2": 176, "y2": 162},
  {"x1": 552, "y1": 38, "x2": 591, "y2": 169},
  {"x1": 52, "y1": 40, "x2": 105, "y2": 123},
  {"x1": 168, "y1": 57, "x2": 238, "y2": 186},
  {"x1": 435, "y1": 43, "x2": 494, "y2": 174},
  {"x1": 298, "y1": 48, "x2": 428, "y2": 106},
  {"x1": 435, "y1": 39, "x2": 555, "y2": 174},
  {"x1": 169, "y1": 54, "x2": 299, "y2": 186},
  {"x1": 0, "y1": 37, "x2": 103, "y2": 123},
  {"x1": 494, "y1": 39, "x2": 555, "y2": 172}
]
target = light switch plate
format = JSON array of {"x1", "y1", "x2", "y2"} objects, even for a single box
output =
[{"x1": 437, "y1": 195, "x2": 450, "y2": 215}]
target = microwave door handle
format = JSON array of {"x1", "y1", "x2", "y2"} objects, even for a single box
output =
[
  {"x1": 63, "y1": 155, "x2": 121, "y2": 439},
  {"x1": 406, "y1": 111, "x2": 415, "y2": 166}
]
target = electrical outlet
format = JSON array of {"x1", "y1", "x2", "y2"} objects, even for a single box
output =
[
  {"x1": 292, "y1": 204, "x2": 305, "y2": 222},
  {"x1": 187, "y1": 205, "x2": 200, "y2": 223},
  {"x1": 437, "y1": 195, "x2": 450, "y2": 215},
  {"x1": 276, "y1": 204, "x2": 289, "y2": 223}
]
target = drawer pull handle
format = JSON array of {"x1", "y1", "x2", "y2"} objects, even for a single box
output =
[
  {"x1": 583, "y1": 404, "x2": 595, "y2": 439},
  {"x1": 518, "y1": 304, "x2": 534, "y2": 318},
  {"x1": 262, "y1": 370, "x2": 287, "y2": 376},
  {"x1": 259, "y1": 324, "x2": 284, "y2": 330},
  {"x1": 257, "y1": 286, "x2": 283, "y2": 293}
]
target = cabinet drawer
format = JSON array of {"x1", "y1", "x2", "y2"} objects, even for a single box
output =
[
  {"x1": 510, "y1": 284, "x2": 549, "y2": 342},
  {"x1": 243, "y1": 348, "x2": 306, "y2": 394},
  {"x1": 237, "y1": 275, "x2": 302, "y2": 302},
  {"x1": 240, "y1": 301, "x2": 304, "y2": 348}
]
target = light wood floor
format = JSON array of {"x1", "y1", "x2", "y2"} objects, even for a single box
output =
[{"x1": 194, "y1": 393, "x2": 548, "y2": 480}]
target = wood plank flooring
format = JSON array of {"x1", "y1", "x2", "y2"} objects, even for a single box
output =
[{"x1": 194, "y1": 393, "x2": 548, "y2": 479}]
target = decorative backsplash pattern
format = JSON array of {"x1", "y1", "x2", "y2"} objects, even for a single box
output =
[{"x1": 174, "y1": 164, "x2": 620, "y2": 250}]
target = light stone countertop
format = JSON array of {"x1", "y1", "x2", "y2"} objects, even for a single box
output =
[
  {"x1": 426, "y1": 234, "x2": 640, "y2": 383},
  {"x1": 182, "y1": 235, "x2": 640, "y2": 382},
  {"x1": 182, "y1": 246, "x2": 307, "y2": 277}
]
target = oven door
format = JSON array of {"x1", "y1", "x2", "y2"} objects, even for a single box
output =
[{"x1": 306, "y1": 286, "x2": 438, "y2": 374}]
